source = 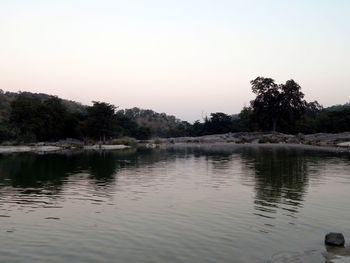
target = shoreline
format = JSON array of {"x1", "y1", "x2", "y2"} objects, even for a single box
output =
[
  {"x1": 159, "y1": 142, "x2": 350, "y2": 154},
  {"x1": 0, "y1": 132, "x2": 349, "y2": 154},
  {"x1": 0, "y1": 144, "x2": 130, "y2": 154},
  {"x1": 0, "y1": 142, "x2": 348, "y2": 155}
]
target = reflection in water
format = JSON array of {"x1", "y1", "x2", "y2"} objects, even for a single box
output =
[
  {"x1": 0, "y1": 148, "x2": 173, "y2": 211},
  {"x1": 0, "y1": 147, "x2": 344, "y2": 218},
  {"x1": 164, "y1": 146, "x2": 319, "y2": 219},
  {"x1": 241, "y1": 148, "x2": 310, "y2": 219},
  {"x1": 0, "y1": 148, "x2": 168, "y2": 189},
  {"x1": 0, "y1": 146, "x2": 349, "y2": 263}
]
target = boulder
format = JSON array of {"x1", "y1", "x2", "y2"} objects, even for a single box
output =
[{"x1": 325, "y1": 232, "x2": 345, "y2": 246}]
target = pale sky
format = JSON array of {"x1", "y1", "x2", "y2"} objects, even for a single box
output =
[{"x1": 0, "y1": 0, "x2": 349, "y2": 121}]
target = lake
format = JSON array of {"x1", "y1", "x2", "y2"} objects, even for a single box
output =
[{"x1": 0, "y1": 145, "x2": 349, "y2": 262}]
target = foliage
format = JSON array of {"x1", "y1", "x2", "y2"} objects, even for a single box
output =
[
  {"x1": 1, "y1": 83, "x2": 350, "y2": 144},
  {"x1": 109, "y1": 137, "x2": 137, "y2": 146},
  {"x1": 325, "y1": 102, "x2": 350, "y2": 111},
  {"x1": 236, "y1": 106, "x2": 256, "y2": 132},
  {"x1": 10, "y1": 95, "x2": 79, "y2": 141},
  {"x1": 134, "y1": 126, "x2": 154, "y2": 140},
  {"x1": 315, "y1": 108, "x2": 350, "y2": 133},
  {"x1": 250, "y1": 77, "x2": 306, "y2": 132},
  {"x1": 204, "y1": 112, "x2": 233, "y2": 134},
  {"x1": 85, "y1": 102, "x2": 117, "y2": 140},
  {"x1": 118, "y1": 107, "x2": 181, "y2": 137},
  {"x1": 7, "y1": 94, "x2": 153, "y2": 143}
]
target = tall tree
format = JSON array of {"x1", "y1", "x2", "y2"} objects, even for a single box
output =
[
  {"x1": 250, "y1": 77, "x2": 281, "y2": 131},
  {"x1": 10, "y1": 95, "x2": 77, "y2": 141},
  {"x1": 10, "y1": 95, "x2": 42, "y2": 141},
  {"x1": 85, "y1": 102, "x2": 117, "y2": 140},
  {"x1": 205, "y1": 112, "x2": 233, "y2": 134},
  {"x1": 250, "y1": 77, "x2": 306, "y2": 132}
]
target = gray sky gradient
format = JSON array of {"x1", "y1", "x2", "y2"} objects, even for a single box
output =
[{"x1": 0, "y1": 0, "x2": 349, "y2": 121}]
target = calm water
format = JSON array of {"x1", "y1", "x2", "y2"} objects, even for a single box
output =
[{"x1": 0, "y1": 146, "x2": 350, "y2": 263}]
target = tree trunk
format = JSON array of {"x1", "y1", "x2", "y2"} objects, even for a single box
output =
[{"x1": 272, "y1": 119, "x2": 277, "y2": 132}]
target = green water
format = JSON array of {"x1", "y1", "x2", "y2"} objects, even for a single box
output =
[{"x1": 0, "y1": 146, "x2": 349, "y2": 262}]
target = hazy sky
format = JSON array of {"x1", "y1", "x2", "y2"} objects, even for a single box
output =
[{"x1": 1, "y1": 0, "x2": 349, "y2": 121}]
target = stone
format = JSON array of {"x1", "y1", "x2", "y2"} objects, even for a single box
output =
[
  {"x1": 325, "y1": 232, "x2": 345, "y2": 246},
  {"x1": 338, "y1": 141, "x2": 350, "y2": 147}
]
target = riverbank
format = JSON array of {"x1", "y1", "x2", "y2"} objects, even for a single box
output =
[
  {"x1": 0, "y1": 144, "x2": 129, "y2": 153},
  {"x1": 152, "y1": 132, "x2": 350, "y2": 154},
  {"x1": 159, "y1": 142, "x2": 350, "y2": 154},
  {"x1": 0, "y1": 132, "x2": 349, "y2": 154},
  {"x1": 158, "y1": 132, "x2": 350, "y2": 146}
]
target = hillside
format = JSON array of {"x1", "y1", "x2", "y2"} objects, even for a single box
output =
[
  {"x1": 0, "y1": 90, "x2": 87, "y2": 124},
  {"x1": 0, "y1": 90, "x2": 186, "y2": 139},
  {"x1": 117, "y1": 107, "x2": 183, "y2": 137},
  {"x1": 326, "y1": 102, "x2": 350, "y2": 111}
]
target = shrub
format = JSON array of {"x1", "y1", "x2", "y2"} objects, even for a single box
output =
[
  {"x1": 110, "y1": 137, "x2": 137, "y2": 146},
  {"x1": 154, "y1": 138, "x2": 162, "y2": 145}
]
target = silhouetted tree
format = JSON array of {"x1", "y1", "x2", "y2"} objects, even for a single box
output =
[
  {"x1": 237, "y1": 106, "x2": 256, "y2": 132},
  {"x1": 86, "y1": 102, "x2": 117, "y2": 140},
  {"x1": 135, "y1": 126, "x2": 153, "y2": 140},
  {"x1": 295, "y1": 101, "x2": 323, "y2": 133},
  {"x1": 250, "y1": 77, "x2": 306, "y2": 132},
  {"x1": 10, "y1": 95, "x2": 78, "y2": 141},
  {"x1": 204, "y1": 112, "x2": 233, "y2": 134}
]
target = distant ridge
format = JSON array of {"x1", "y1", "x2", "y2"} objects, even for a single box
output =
[
  {"x1": 1, "y1": 90, "x2": 87, "y2": 115},
  {"x1": 325, "y1": 102, "x2": 350, "y2": 111},
  {"x1": 0, "y1": 90, "x2": 185, "y2": 137}
]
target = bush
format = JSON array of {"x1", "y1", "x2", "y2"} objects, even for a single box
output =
[
  {"x1": 110, "y1": 137, "x2": 137, "y2": 146},
  {"x1": 0, "y1": 125, "x2": 15, "y2": 142},
  {"x1": 153, "y1": 138, "x2": 162, "y2": 144}
]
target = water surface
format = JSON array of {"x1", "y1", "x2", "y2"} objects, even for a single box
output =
[{"x1": 0, "y1": 146, "x2": 349, "y2": 262}]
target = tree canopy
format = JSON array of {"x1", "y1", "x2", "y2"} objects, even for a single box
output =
[
  {"x1": 0, "y1": 84, "x2": 348, "y2": 144},
  {"x1": 250, "y1": 77, "x2": 306, "y2": 132}
]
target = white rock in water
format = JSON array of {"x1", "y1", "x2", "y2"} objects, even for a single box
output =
[
  {"x1": 337, "y1": 142, "x2": 350, "y2": 147},
  {"x1": 84, "y1": 145, "x2": 129, "y2": 150}
]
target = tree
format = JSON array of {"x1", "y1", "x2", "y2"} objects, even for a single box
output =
[
  {"x1": 10, "y1": 95, "x2": 42, "y2": 141},
  {"x1": 10, "y1": 95, "x2": 78, "y2": 141},
  {"x1": 135, "y1": 126, "x2": 153, "y2": 140},
  {"x1": 205, "y1": 112, "x2": 233, "y2": 134},
  {"x1": 237, "y1": 106, "x2": 256, "y2": 132},
  {"x1": 190, "y1": 120, "x2": 204, "y2": 136},
  {"x1": 250, "y1": 77, "x2": 306, "y2": 132},
  {"x1": 295, "y1": 101, "x2": 323, "y2": 134},
  {"x1": 85, "y1": 102, "x2": 117, "y2": 140}
]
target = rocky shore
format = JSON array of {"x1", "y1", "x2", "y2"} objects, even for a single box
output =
[
  {"x1": 155, "y1": 132, "x2": 350, "y2": 153},
  {"x1": 0, "y1": 132, "x2": 349, "y2": 154},
  {"x1": 159, "y1": 132, "x2": 350, "y2": 145},
  {"x1": 0, "y1": 138, "x2": 130, "y2": 153}
]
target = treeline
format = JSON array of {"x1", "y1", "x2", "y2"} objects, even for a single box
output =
[
  {"x1": 0, "y1": 93, "x2": 153, "y2": 142},
  {"x1": 0, "y1": 78, "x2": 349, "y2": 143},
  {"x1": 162, "y1": 104, "x2": 350, "y2": 137},
  {"x1": 157, "y1": 77, "x2": 350, "y2": 137},
  {"x1": 117, "y1": 107, "x2": 182, "y2": 137}
]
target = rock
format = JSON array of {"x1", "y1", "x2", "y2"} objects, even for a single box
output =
[
  {"x1": 56, "y1": 138, "x2": 84, "y2": 148},
  {"x1": 325, "y1": 232, "x2": 345, "y2": 246},
  {"x1": 338, "y1": 141, "x2": 350, "y2": 147},
  {"x1": 287, "y1": 137, "x2": 300, "y2": 144},
  {"x1": 297, "y1": 133, "x2": 305, "y2": 140}
]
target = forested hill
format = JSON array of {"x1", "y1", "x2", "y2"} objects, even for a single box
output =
[
  {"x1": 117, "y1": 108, "x2": 183, "y2": 137},
  {"x1": 0, "y1": 80, "x2": 349, "y2": 144},
  {"x1": 0, "y1": 90, "x2": 86, "y2": 118},
  {"x1": 325, "y1": 102, "x2": 350, "y2": 111},
  {"x1": 0, "y1": 90, "x2": 186, "y2": 142},
  {"x1": 0, "y1": 90, "x2": 85, "y2": 123}
]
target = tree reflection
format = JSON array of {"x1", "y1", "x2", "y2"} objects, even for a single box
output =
[
  {"x1": 240, "y1": 147, "x2": 311, "y2": 218},
  {"x1": 0, "y1": 148, "x2": 174, "y2": 196}
]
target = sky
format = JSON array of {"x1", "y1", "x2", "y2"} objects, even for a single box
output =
[{"x1": 0, "y1": 0, "x2": 349, "y2": 122}]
